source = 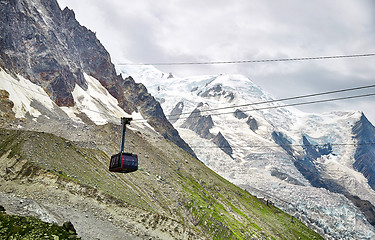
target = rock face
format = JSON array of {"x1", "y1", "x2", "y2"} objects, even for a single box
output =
[
  {"x1": 0, "y1": 0, "x2": 195, "y2": 157},
  {"x1": 246, "y1": 116, "x2": 258, "y2": 131},
  {"x1": 0, "y1": 90, "x2": 15, "y2": 120},
  {"x1": 271, "y1": 131, "x2": 294, "y2": 156},
  {"x1": 233, "y1": 109, "x2": 248, "y2": 119},
  {"x1": 168, "y1": 101, "x2": 184, "y2": 124},
  {"x1": 272, "y1": 124, "x2": 375, "y2": 229},
  {"x1": 297, "y1": 136, "x2": 343, "y2": 192},
  {"x1": 181, "y1": 103, "x2": 214, "y2": 139},
  {"x1": 181, "y1": 103, "x2": 234, "y2": 157},
  {"x1": 272, "y1": 131, "x2": 344, "y2": 192},
  {"x1": 270, "y1": 169, "x2": 304, "y2": 186},
  {"x1": 352, "y1": 114, "x2": 375, "y2": 190},
  {"x1": 200, "y1": 84, "x2": 234, "y2": 102},
  {"x1": 0, "y1": 0, "x2": 89, "y2": 106},
  {"x1": 212, "y1": 132, "x2": 233, "y2": 157}
]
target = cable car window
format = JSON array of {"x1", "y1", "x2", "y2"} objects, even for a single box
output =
[{"x1": 110, "y1": 153, "x2": 121, "y2": 169}]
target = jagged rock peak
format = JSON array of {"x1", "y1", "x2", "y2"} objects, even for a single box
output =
[
  {"x1": 168, "y1": 101, "x2": 184, "y2": 124},
  {"x1": 352, "y1": 113, "x2": 375, "y2": 190},
  {"x1": 246, "y1": 116, "x2": 258, "y2": 131},
  {"x1": 0, "y1": 0, "x2": 196, "y2": 157},
  {"x1": 233, "y1": 109, "x2": 248, "y2": 119},
  {"x1": 181, "y1": 103, "x2": 215, "y2": 140},
  {"x1": 213, "y1": 132, "x2": 233, "y2": 157}
]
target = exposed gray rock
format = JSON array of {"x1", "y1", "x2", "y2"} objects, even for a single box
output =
[
  {"x1": 233, "y1": 109, "x2": 248, "y2": 119},
  {"x1": 212, "y1": 132, "x2": 233, "y2": 157},
  {"x1": 345, "y1": 194, "x2": 375, "y2": 226},
  {"x1": 270, "y1": 169, "x2": 304, "y2": 186},
  {"x1": 167, "y1": 72, "x2": 174, "y2": 79},
  {"x1": 246, "y1": 116, "x2": 258, "y2": 131},
  {"x1": 181, "y1": 104, "x2": 214, "y2": 139},
  {"x1": 0, "y1": 0, "x2": 195, "y2": 158},
  {"x1": 200, "y1": 84, "x2": 235, "y2": 102},
  {"x1": 273, "y1": 132, "x2": 336, "y2": 191},
  {"x1": 0, "y1": 0, "x2": 92, "y2": 106},
  {"x1": 169, "y1": 101, "x2": 184, "y2": 124},
  {"x1": 157, "y1": 98, "x2": 165, "y2": 104},
  {"x1": 225, "y1": 92, "x2": 235, "y2": 102},
  {"x1": 233, "y1": 110, "x2": 258, "y2": 132},
  {"x1": 295, "y1": 135, "x2": 339, "y2": 192},
  {"x1": 273, "y1": 129, "x2": 375, "y2": 228},
  {"x1": 0, "y1": 89, "x2": 15, "y2": 121},
  {"x1": 201, "y1": 84, "x2": 223, "y2": 98},
  {"x1": 190, "y1": 86, "x2": 198, "y2": 92},
  {"x1": 271, "y1": 131, "x2": 294, "y2": 156},
  {"x1": 352, "y1": 113, "x2": 375, "y2": 191}
]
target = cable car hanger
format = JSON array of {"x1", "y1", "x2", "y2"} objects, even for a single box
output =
[{"x1": 109, "y1": 117, "x2": 138, "y2": 173}]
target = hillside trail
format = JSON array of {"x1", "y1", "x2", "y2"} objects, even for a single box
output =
[
  {"x1": 0, "y1": 156, "x2": 180, "y2": 240},
  {"x1": 0, "y1": 180, "x2": 145, "y2": 240}
]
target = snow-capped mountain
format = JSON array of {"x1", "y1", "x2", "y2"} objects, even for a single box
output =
[
  {"x1": 0, "y1": 0, "x2": 195, "y2": 157},
  {"x1": 117, "y1": 64, "x2": 375, "y2": 239},
  {"x1": 0, "y1": 1, "x2": 330, "y2": 239},
  {"x1": 0, "y1": 0, "x2": 373, "y2": 238}
]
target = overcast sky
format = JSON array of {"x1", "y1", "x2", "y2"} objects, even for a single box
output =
[{"x1": 57, "y1": 0, "x2": 375, "y2": 123}]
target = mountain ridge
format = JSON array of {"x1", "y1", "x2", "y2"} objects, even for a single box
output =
[
  {"x1": 117, "y1": 65, "x2": 375, "y2": 239},
  {"x1": 0, "y1": 0, "x2": 196, "y2": 157}
]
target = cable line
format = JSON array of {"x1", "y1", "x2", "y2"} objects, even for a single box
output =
[
  {"x1": 117, "y1": 53, "x2": 375, "y2": 66},
  {"x1": 189, "y1": 142, "x2": 375, "y2": 149},
  {"x1": 73, "y1": 84, "x2": 375, "y2": 123},
  {"x1": 76, "y1": 91, "x2": 374, "y2": 122},
  {"x1": 166, "y1": 83, "x2": 375, "y2": 118},
  {"x1": 142, "y1": 92, "x2": 375, "y2": 122},
  {"x1": 2, "y1": 69, "x2": 374, "y2": 124}
]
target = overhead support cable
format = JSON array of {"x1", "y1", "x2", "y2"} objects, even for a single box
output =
[
  {"x1": 135, "y1": 92, "x2": 375, "y2": 122},
  {"x1": 166, "y1": 84, "x2": 375, "y2": 118},
  {"x1": 188, "y1": 142, "x2": 375, "y2": 149},
  {"x1": 2, "y1": 67, "x2": 374, "y2": 125},
  {"x1": 117, "y1": 53, "x2": 375, "y2": 66}
]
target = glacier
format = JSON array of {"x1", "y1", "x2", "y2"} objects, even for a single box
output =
[{"x1": 116, "y1": 63, "x2": 375, "y2": 239}]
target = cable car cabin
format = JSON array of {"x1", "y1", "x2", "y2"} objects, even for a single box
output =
[
  {"x1": 109, "y1": 152, "x2": 138, "y2": 173},
  {"x1": 109, "y1": 117, "x2": 138, "y2": 173}
]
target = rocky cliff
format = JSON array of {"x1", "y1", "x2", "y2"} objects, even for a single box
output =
[
  {"x1": 353, "y1": 114, "x2": 375, "y2": 191},
  {"x1": 0, "y1": 0, "x2": 194, "y2": 157},
  {"x1": 121, "y1": 68, "x2": 375, "y2": 239}
]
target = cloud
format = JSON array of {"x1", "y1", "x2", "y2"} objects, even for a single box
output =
[{"x1": 57, "y1": 0, "x2": 375, "y2": 122}]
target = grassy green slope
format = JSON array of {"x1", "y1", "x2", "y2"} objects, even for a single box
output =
[
  {"x1": 0, "y1": 127, "x2": 322, "y2": 239},
  {"x1": 0, "y1": 212, "x2": 80, "y2": 239}
]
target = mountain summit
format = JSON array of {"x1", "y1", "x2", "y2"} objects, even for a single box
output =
[
  {"x1": 118, "y1": 64, "x2": 375, "y2": 239},
  {"x1": 0, "y1": 0, "x2": 194, "y2": 157}
]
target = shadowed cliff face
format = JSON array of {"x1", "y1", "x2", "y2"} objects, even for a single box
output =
[
  {"x1": 0, "y1": 0, "x2": 88, "y2": 106},
  {"x1": 181, "y1": 103, "x2": 215, "y2": 140},
  {"x1": 0, "y1": 0, "x2": 195, "y2": 157},
  {"x1": 352, "y1": 113, "x2": 375, "y2": 191},
  {"x1": 272, "y1": 123, "x2": 375, "y2": 229},
  {"x1": 180, "y1": 103, "x2": 233, "y2": 158}
]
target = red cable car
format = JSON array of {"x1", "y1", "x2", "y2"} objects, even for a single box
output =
[{"x1": 109, "y1": 117, "x2": 138, "y2": 173}]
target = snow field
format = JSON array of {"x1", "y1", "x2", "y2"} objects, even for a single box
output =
[{"x1": 0, "y1": 68, "x2": 55, "y2": 118}]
